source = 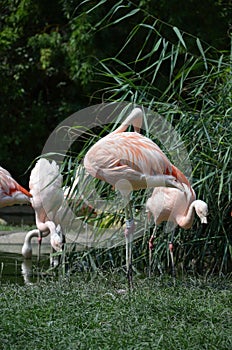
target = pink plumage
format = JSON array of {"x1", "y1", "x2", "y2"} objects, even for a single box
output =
[
  {"x1": 0, "y1": 166, "x2": 32, "y2": 208},
  {"x1": 84, "y1": 108, "x2": 190, "y2": 194},
  {"x1": 146, "y1": 183, "x2": 208, "y2": 276},
  {"x1": 146, "y1": 184, "x2": 208, "y2": 229}
]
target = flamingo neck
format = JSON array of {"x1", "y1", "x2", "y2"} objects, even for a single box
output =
[
  {"x1": 24, "y1": 229, "x2": 49, "y2": 244},
  {"x1": 112, "y1": 108, "x2": 143, "y2": 134},
  {"x1": 177, "y1": 201, "x2": 196, "y2": 229},
  {"x1": 22, "y1": 229, "x2": 49, "y2": 259},
  {"x1": 24, "y1": 229, "x2": 40, "y2": 243}
]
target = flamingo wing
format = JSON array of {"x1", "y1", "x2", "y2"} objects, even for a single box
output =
[
  {"x1": 0, "y1": 166, "x2": 32, "y2": 207},
  {"x1": 84, "y1": 132, "x2": 191, "y2": 191},
  {"x1": 29, "y1": 158, "x2": 64, "y2": 221}
]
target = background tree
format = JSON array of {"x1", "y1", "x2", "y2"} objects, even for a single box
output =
[{"x1": 0, "y1": 0, "x2": 231, "y2": 184}]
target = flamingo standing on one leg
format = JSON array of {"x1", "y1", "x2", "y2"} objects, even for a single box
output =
[
  {"x1": 0, "y1": 166, "x2": 32, "y2": 207},
  {"x1": 146, "y1": 183, "x2": 208, "y2": 277},
  {"x1": 84, "y1": 107, "x2": 190, "y2": 288}
]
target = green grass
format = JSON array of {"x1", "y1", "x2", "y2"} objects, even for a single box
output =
[
  {"x1": 0, "y1": 274, "x2": 232, "y2": 350},
  {"x1": 0, "y1": 224, "x2": 36, "y2": 232}
]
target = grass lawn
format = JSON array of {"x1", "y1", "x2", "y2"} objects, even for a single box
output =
[
  {"x1": 0, "y1": 273, "x2": 232, "y2": 350},
  {"x1": 0, "y1": 224, "x2": 35, "y2": 232}
]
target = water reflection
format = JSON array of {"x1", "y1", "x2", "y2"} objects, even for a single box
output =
[
  {"x1": 0, "y1": 252, "x2": 23, "y2": 285},
  {"x1": 0, "y1": 251, "x2": 50, "y2": 285},
  {"x1": 0, "y1": 229, "x2": 53, "y2": 284},
  {"x1": 21, "y1": 259, "x2": 35, "y2": 285}
]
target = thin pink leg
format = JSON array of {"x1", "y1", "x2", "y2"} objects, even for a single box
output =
[
  {"x1": 37, "y1": 231, "x2": 42, "y2": 263},
  {"x1": 124, "y1": 201, "x2": 135, "y2": 289},
  {"x1": 125, "y1": 218, "x2": 135, "y2": 289},
  {"x1": 169, "y1": 232, "x2": 176, "y2": 277},
  {"x1": 148, "y1": 226, "x2": 156, "y2": 277}
]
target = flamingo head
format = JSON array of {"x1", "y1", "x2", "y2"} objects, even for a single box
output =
[
  {"x1": 195, "y1": 200, "x2": 208, "y2": 224},
  {"x1": 51, "y1": 224, "x2": 65, "y2": 252}
]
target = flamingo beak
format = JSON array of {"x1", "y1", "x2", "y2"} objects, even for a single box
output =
[{"x1": 201, "y1": 216, "x2": 207, "y2": 224}]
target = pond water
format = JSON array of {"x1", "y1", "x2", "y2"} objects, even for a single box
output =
[
  {"x1": 0, "y1": 251, "x2": 51, "y2": 285},
  {"x1": 0, "y1": 232, "x2": 88, "y2": 285},
  {"x1": 0, "y1": 251, "x2": 24, "y2": 285},
  {"x1": 0, "y1": 228, "x2": 51, "y2": 285}
]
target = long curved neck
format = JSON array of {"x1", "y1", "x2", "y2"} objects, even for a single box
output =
[
  {"x1": 22, "y1": 229, "x2": 50, "y2": 259},
  {"x1": 177, "y1": 201, "x2": 196, "y2": 229},
  {"x1": 24, "y1": 229, "x2": 49, "y2": 243},
  {"x1": 112, "y1": 108, "x2": 143, "y2": 134},
  {"x1": 24, "y1": 229, "x2": 40, "y2": 244}
]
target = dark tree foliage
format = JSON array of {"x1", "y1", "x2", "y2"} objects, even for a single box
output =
[
  {"x1": 139, "y1": 0, "x2": 231, "y2": 50},
  {"x1": 0, "y1": 0, "x2": 231, "y2": 185}
]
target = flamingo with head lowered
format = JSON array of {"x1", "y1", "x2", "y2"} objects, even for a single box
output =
[
  {"x1": 22, "y1": 160, "x2": 96, "y2": 260},
  {"x1": 84, "y1": 107, "x2": 190, "y2": 288},
  {"x1": 0, "y1": 166, "x2": 32, "y2": 207},
  {"x1": 22, "y1": 224, "x2": 63, "y2": 264},
  {"x1": 146, "y1": 183, "x2": 208, "y2": 276},
  {"x1": 23, "y1": 158, "x2": 65, "y2": 260}
]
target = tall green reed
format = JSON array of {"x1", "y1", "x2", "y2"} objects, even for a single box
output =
[{"x1": 58, "y1": 1, "x2": 231, "y2": 276}]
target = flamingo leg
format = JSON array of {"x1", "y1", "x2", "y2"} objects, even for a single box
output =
[
  {"x1": 148, "y1": 226, "x2": 157, "y2": 278},
  {"x1": 37, "y1": 231, "x2": 42, "y2": 263},
  {"x1": 50, "y1": 245, "x2": 56, "y2": 268},
  {"x1": 124, "y1": 200, "x2": 134, "y2": 289},
  {"x1": 169, "y1": 229, "x2": 176, "y2": 277}
]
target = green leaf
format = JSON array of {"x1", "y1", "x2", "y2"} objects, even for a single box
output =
[
  {"x1": 196, "y1": 38, "x2": 208, "y2": 70},
  {"x1": 113, "y1": 8, "x2": 140, "y2": 24},
  {"x1": 85, "y1": 0, "x2": 108, "y2": 14},
  {"x1": 173, "y1": 26, "x2": 186, "y2": 49}
]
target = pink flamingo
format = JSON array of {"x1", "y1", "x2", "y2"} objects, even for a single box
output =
[
  {"x1": 84, "y1": 107, "x2": 190, "y2": 287},
  {"x1": 28, "y1": 158, "x2": 65, "y2": 260},
  {"x1": 24, "y1": 160, "x2": 96, "y2": 261},
  {"x1": 0, "y1": 166, "x2": 32, "y2": 207},
  {"x1": 146, "y1": 183, "x2": 208, "y2": 276}
]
